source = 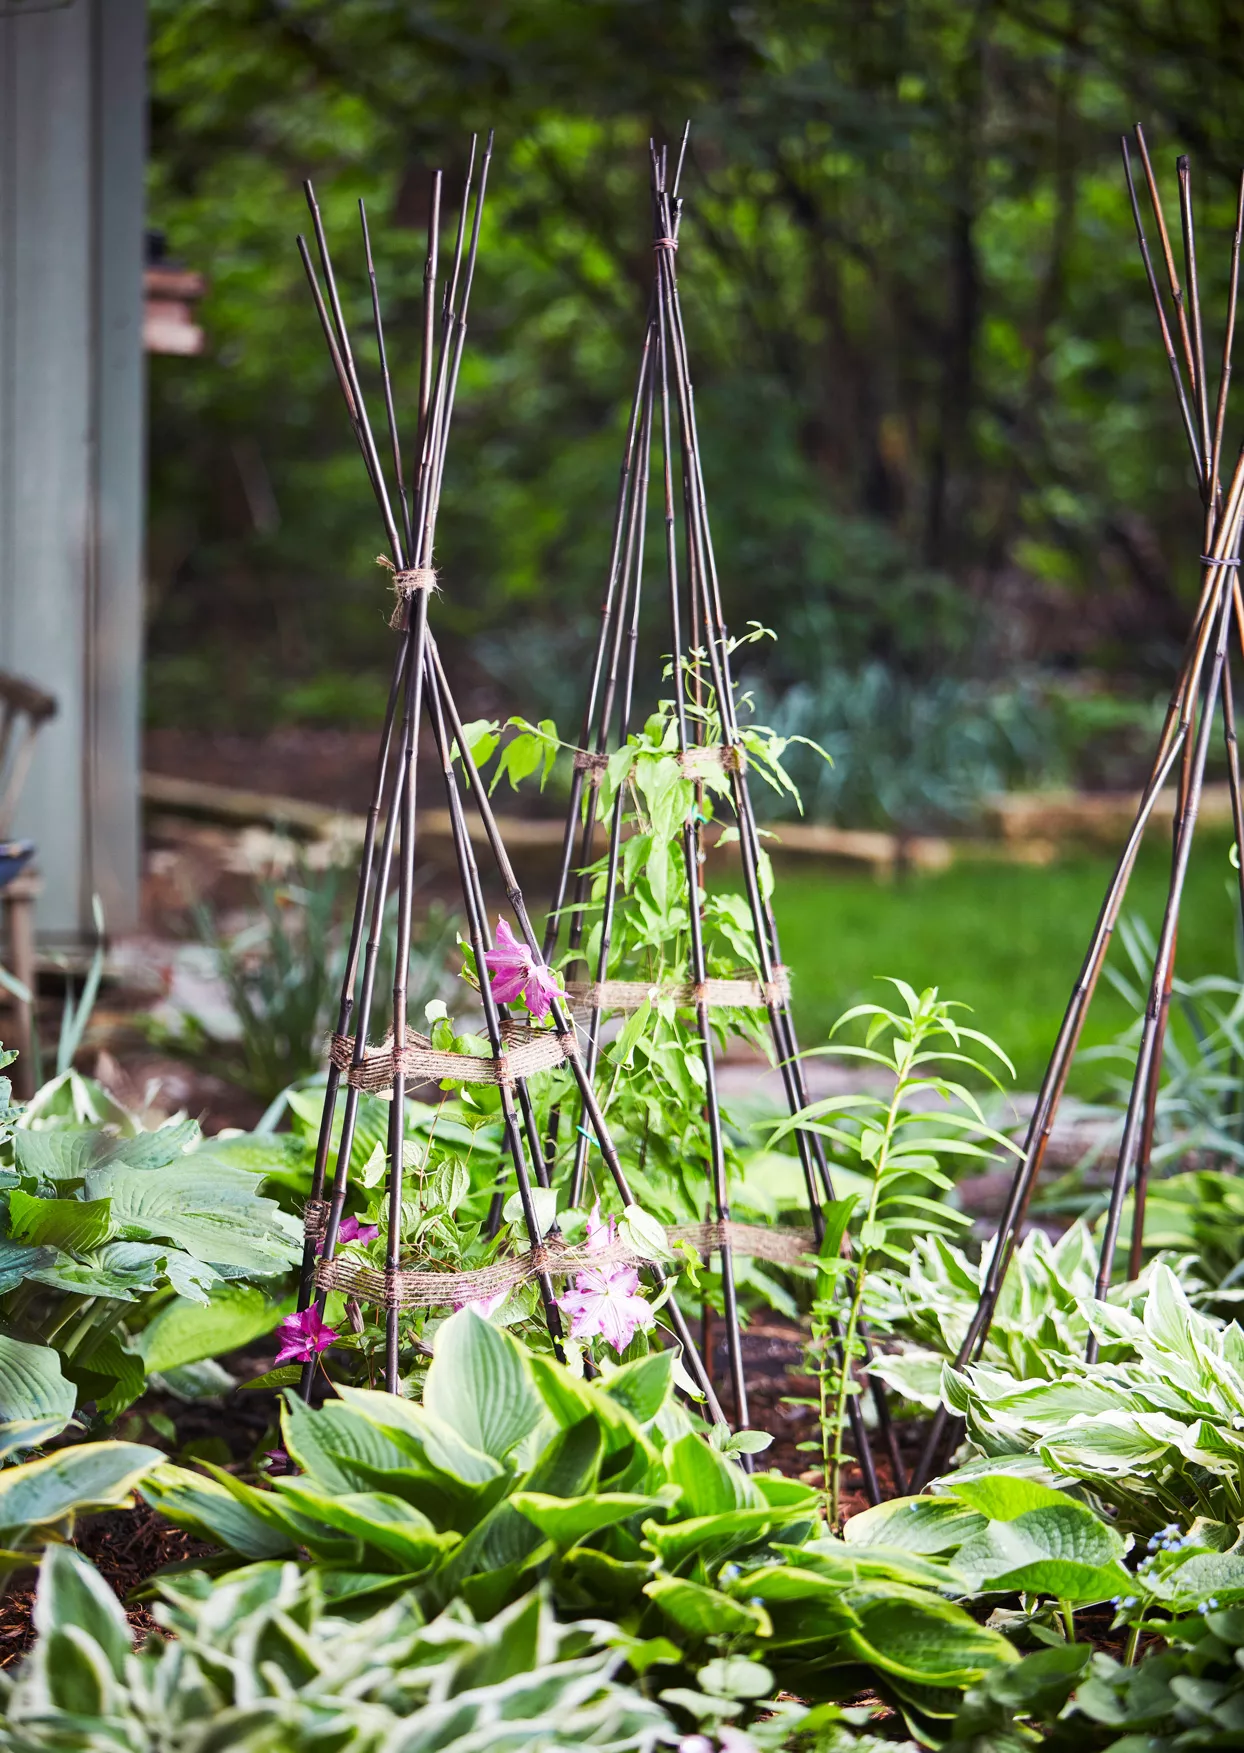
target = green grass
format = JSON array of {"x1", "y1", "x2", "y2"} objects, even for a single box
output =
[{"x1": 727, "y1": 829, "x2": 1240, "y2": 1092}]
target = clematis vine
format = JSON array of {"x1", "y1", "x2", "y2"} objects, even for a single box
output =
[
  {"x1": 274, "y1": 1307, "x2": 338, "y2": 1367},
  {"x1": 316, "y1": 1214, "x2": 379, "y2": 1257},
  {"x1": 558, "y1": 1206, "x2": 654, "y2": 1353},
  {"x1": 482, "y1": 919, "x2": 560, "y2": 1020}
]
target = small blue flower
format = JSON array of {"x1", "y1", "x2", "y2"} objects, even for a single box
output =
[{"x1": 720, "y1": 1563, "x2": 741, "y2": 1583}]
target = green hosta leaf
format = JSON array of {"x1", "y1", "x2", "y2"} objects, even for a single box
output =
[
  {"x1": 0, "y1": 1336, "x2": 75, "y2": 1434},
  {"x1": 667, "y1": 1432, "x2": 759, "y2": 1516},
  {"x1": 644, "y1": 1575, "x2": 771, "y2": 1639},
  {"x1": 844, "y1": 1494, "x2": 987, "y2": 1555},
  {"x1": 953, "y1": 1496, "x2": 1128, "y2": 1602},
  {"x1": 599, "y1": 1351, "x2": 674, "y2": 1426},
  {"x1": 423, "y1": 1309, "x2": 543, "y2": 1462},
  {"x1": 698, "y1": 1656, "x2": 774, "y2": 1700},
  {"x1": 560, "y1": 1544, "x2": 653, "y2": 1607},
  {"x1": 136, "y1": 1283, "x2": 289, "y2": 1374},
  {"x1": 0, "y1": 1441, "x2": 161, "y2": 1534},
  {"x1": 949, "y1": 1475, "x2": 1097, "y2": 1522},
  {"x1": 7, "y1": 1190, "x2": 115, "y2": 1252},
  {"x1": 35, "y1": 1624, "x2": 117, "y2": 1717},
  {"x1": 846, "y1": 1586, "x2": 1019, "y2": 1686},
  {"x1": 139, "y1": 1463, "x2": 295, "y2": 1560},
  {"x1": 643, "y1": 1508, "x2": 784, "y2": 1570},
  {"x1": 0, "y1": 1416, "x2": 74, "y2": 1462},
  {"x1": 33, "y1": 1545, "x2": 131, "y2": 1679},
  {"x1": 775, "y1": 1536, "x2": 964, "y2": 1592},
  {"x1": 271, "y1": 1480, "x2": 457, "y2": 1572},
  {"x1": 330, "y1": 1385, "x2": 509, "y2": 1492},
  {"x1": 512, "y1": 1491, "x2": 664, "y2": 1551}
]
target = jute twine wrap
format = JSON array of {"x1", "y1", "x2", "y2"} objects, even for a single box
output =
[
  {"x1": 376, "y1": 556, "x2": 439, "y2": 629},
  {"x1": 329, "y1": 1021, "x2": 575, "y2": 1093},
  {"x1": 572, "y1": 749, "x2": 610, "y2": 775},
  {"x1": 678, "y1": 744, "x2": 747, "y2": 781},
  {"x1": 311, "y1": 1220, "x2": 815, "y2": 1310},
  {"x1": 564, "y1": 967, "x2": 790, "y2": 1012}
]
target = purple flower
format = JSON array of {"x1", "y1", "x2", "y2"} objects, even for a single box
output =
[
  {"x1": 558, "y1": 1261, "x2": 654, "y2": 1354},
  {"x1": 263, "y1": 1448, "x2": 289, "y2": 1474},
  {"x1": 585, "y1": 1202, "x2": 614, "y2": 1251},
  {"x1": 274, "y1": 1307, "x2": 338, "y2": 1367},
  {"x1": 316, "y1": 1214, "x2": 380, "y2": 1257},
  {"x1": 482, "y1": 919, "x2": 561, "y2": 1021},
  {"x1": 454, "y1": 1288, "x2": 509, "y2": 1319}
]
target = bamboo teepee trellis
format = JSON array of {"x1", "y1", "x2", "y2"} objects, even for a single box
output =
[
  {"x1": 290, "y1": 137, "x2": 724, "y2": 1420},
  {"x1": 915, "y1": 130, "x2": 1244, "y2": 1488},
  {"x1": 536, "y1": 134, "x2": 900, "y2": 1501}
]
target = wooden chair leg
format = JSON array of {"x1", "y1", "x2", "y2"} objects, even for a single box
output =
[{"x1": 7, "y1": 888, "x2": 35, "y2": 1098}]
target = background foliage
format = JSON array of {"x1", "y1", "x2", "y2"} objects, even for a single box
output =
[{"x1": 147, "y1": 0, "x2": 1244, "y2": 755}]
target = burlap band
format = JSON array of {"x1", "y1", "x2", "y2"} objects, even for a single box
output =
[
  {"x1": 678, "y1": 744, "x2": 746, "y2": 781},
  {"x1": 564, "y1": 968, "x2": 789, "y2": 1011},
  {"x1": 329, "y1": 1021, "x2": 575, "y2": 1092},
  {"x1": 572, "y1": 750, "x2": 610, "y2": 775},
  {"x1": 312, "y1": 1220, "x2": 815, "y2": 1309},
  {"x1": 389, "y1": 567, "x2": 439, "y2": 630}
]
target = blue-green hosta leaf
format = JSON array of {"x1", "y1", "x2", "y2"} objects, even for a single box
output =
[
  {"x1": 865, "y1": 1350, "x2": 946, "y2": 1411},
  {"x1": 7, "y1": 1190, "x2": 115, "y2": 1252},
  {"x1": 423, "y1": 1309, "x2": 544, "y2": 1462},
  {"x1": 25, "y1": 1260, "x2": 144, "y2": 1300},
  {"x1": 0, "y1": 1335, "x2": 75, "y2": 1433},
  {"x1": 12, "y1": 1130, "x2": 99, "y2": 1182},
  {"x1": 0, "y1": 1239, "x2": 60, "y2": 1294},
  {"x1": 136, "y1": 1283, "x2": 289, "y2": 1374},
  {"x1": 94, "y1": 1119, "x2": 200, "y2": 1171},
  {"x1": 0, "y1": 1441, "x2": 161, "y2": 1534},
  {"x1": 846, "y1": 1585, "x2": 1019, "y2": 1685},
  {"x1": 158, "y1": 1250, "x2": 222, "y2": 1303},
  {"x1": 85, "y1": 1163, "x2": 301, "y2": 1271},
  {"x1": 154, "y1": 1359, "x2": 235, "y2": 1399}
]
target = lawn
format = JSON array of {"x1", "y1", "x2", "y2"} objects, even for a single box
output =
[{"x1": 735, "y1": 827, "x2": 1240, "y2": 1092}]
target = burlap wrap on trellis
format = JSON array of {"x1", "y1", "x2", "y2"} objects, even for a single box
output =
[
  {"x1": 564, "y1": 967, "x2": 790, "y2": 1011},
  {"x1": 311, "y1": 1219, "x2": 815, "y2": 1309},
  {"x1": 678, "y1": 743, "x2": 747, "y2": 781},
  {"x1": 328, "y1": 1021, "x2": 575, "y2": 1092}
]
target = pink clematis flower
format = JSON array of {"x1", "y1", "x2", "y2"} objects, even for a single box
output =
[
  {"x1": 558, "y1": 1260, "x2": 655, "y2": 1354},
  {"x1": 585, "y1": 1202, "x2": 614, "y2": 1250},
  {"x1": 482, "y1": 919, "x2": 561, "y2": 1021},
  {"x1": 274, "y1": 1307, "x2": 338, "y2": 1367},
  {"x1": 454, "y1": 1288, "x2": 509, "y2": 1319},
  {"x1": 316, "y1": 1214, "x2": 379, "y2": 1257}
]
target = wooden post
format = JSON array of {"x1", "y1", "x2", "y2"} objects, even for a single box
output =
[{"x1": 0, "y1": 0, "x2": 146, "y2": 944}]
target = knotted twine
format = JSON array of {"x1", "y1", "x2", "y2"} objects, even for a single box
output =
[
  {"x1": 309, "y1": 1218, "x2": 816, "y2": 1310},
  {"x1": 376, "y1": 555, "x2": 439, "y2": 629}
]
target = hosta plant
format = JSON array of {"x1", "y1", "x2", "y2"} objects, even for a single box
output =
[
  {"x1": 0, "y1": 1439, "x2": 161, "y2": 1596},
  {"x1": 0, "y1": 1547, "x2": 673, "y2": 1753},
  {"x1": 864, "y1": 1221, "x2": 1205, "y2": 1409},
  {"x1": 0, "y1": 1064, "x2": 302, "y2": 1446},
  {"x1": 938, "y1": 1265, "x2": 1244, "y2": 1536},
  {"x1": 143, "y1": 1309, "x2": 1016, "y2": 1741}
]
